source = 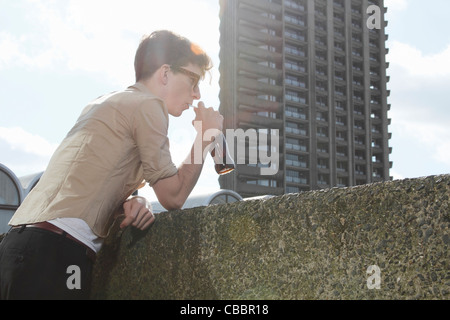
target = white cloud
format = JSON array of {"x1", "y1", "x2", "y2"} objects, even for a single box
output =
[
  {"x1": 1, "y1": 0, "x2": 220, "y2": 87},
  {"x1": 390, "y1": 169, "x2": 404, "y2": 181},
  {"x1": 390, "y1": 105, "x2": 450, "y2": 168},
  {"x1": 410, "y1": 123, "x2": 450, "y2": 167},
  {"x1": 0, "y1": 32, "x2": 20, "y2": 66},
  {"x1": 0, "y1": 31, "x2": 56, "y2": 69},
  {"x1": 385, "y1": 0, "x2": 408, "y2": 13},
  {"x1": 0, "y1": 127, "x2": 58, "y2": 157},
  {"x1": 386, "y1": 35, "x2": 450, "y2": 177},
  {"x1": 0, "y1": 127, "x2": 58, "y2": 176},
  {"x1": 388, "y1": 41, "x2": 450, "y2": 77}
]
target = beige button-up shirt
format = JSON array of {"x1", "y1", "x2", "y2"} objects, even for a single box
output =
[{"x1": 9, "y1": 83, "x2": 178, "y2": 237}]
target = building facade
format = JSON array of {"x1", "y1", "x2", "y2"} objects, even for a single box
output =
[{"x1": 218, "y1": 0, "x2": 392, "y2": 198}]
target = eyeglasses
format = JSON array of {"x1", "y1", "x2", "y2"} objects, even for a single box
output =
[{"x1": 170, "y1": 66, "x2": 201, "y2": 89}]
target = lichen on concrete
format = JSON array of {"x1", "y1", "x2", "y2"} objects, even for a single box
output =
[
  {"x1": 90, "y1": 174, "x2": 449, "y2": 300},
  {"x1": 2, "y1": 175, "x2": 447, "y2": 299}
]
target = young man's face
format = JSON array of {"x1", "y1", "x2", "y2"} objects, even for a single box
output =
[{"x1": 165, "y1": 63, "x2": 202, "y2": 117}]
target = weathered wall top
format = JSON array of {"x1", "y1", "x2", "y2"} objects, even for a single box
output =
[
  {"x1": 1, "y1": 175, "x2": 448, "y2": 299},
  {"x1": 91, "y1": 174, "x2": 449, "y2": 300}
]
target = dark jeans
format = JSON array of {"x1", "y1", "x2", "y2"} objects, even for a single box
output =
[{"x1": 0, "y1": 226, "x2": 94, "y2": 300}]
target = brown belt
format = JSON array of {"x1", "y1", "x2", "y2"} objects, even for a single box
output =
[{"x1": 15, "y1": 221, "x2": 96, "y2": 263}]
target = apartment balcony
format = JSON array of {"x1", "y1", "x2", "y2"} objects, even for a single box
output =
[
  {"x1": 352, "y1": 36, "x2": 363, "y2": 48},
  {"x1": 372, "y1": 144, "x2": 383, "y2": 155},
  {"x1": 285, "y1": 126, "x2": 308, "y2": 137},
  {"x1": 285, "y1": 143, "x2": 308, "y2": 154},
  {"x1": 351, "y1": 50, "x2": 364, "y2": 62},
  {"x1": 237, "y1": 112, "x2": 283, "y2": 129},
  {"x1": 335, "y1": 89, "x2": 346, "y2": 99},
  {"x1": 285, "y1": 29, "x2": 307, "y2": 45},
  {"x1": 285, "y1": 159, "x2": 308, "y2": 169},
  {"x1": 239, "y1": 25, "x2": 283, "y2": 48},
  {"x1": 285, "y1": 110, "x2": 308, "y2": 122},
  {"x1": 317, "y1": 166, "x2": 330, "y2": 175},
  {"x1": 285, "y1": 76, "x2": 307, "y2": 89},
  {"x1": 334, "y1": 27, "x2": 345, "y2": 41},
  {"x1": 315, "y1": 22, "x2": 327, "y2": 36},
  {"x1": 241, "y1": 0, "x2": 282, "y2": 15},
  {"x1": 353, "y1": 111, "x2": 365, "y2": 122},
  {"x1": 333, "y1": 0, "x2": 344, "y2": 13},
  {"x1": 237, "y1": 179, "x2": 284, "y2": 196},
  {"x1": 315, "y1": 38, "x2": 327, "y2": 51},
  {"x1": 354, "y1": 140, "x2": 366, "y2": 150},
  {"x1": 284, "y1": 0, "x2": 306, "y2": 13},
  {"x1": 286, "y1": 176, "x2": 308, "y2": 185},
  {"x1": 369, "y1": 28, "x2": 381, "y2": 40},
  {"x1": 315, "y1": 69, "x2": 328, "y2": 81},
  {"x1": 285, "y1": 60, "x2": 307, "y2": 76},
  {"x1": 284, "y1": 14, "x2": 307, "y2": 29},
  {"x1": 370, "y1": 115, "x2": 383, "y2": 126},
  {"x1": 352, "y1": 66, "x2": 364, "y2": 77},
  {"x1": 336, "y1": 169, "x2": 349, "y2": 178},
  {"x1": 285, "y1": 91, "x2": 307, "y2": 105},
  {"x1": 238, "y1": 8, "x2": 282, "y2": 32},
  {"x1": 238, "y1": 42, "x2": 283, "y2": 64},
  {"x1": 352, "y1": 80, "x2": 364, "y2": 90},
  {"x1": 237, "y1": 94, "x2": 281, "y2": 113},
  {"x1": 335, "y1": 104, "x2": 347, "y2": 115},
  {"x1": 236, "y1": 165, "x2": 284, "y2": 180},
  {"x1": 284, "y1": 45, "x2": 307, "y2": 59},
  {"x1": 336, "y1": 139, "x2": 348, "y2": 148},
  {"x1": 369, "y1": 43, "x2": 381, "y2": 55},
  {"x1": 238, "y1": 58, "x2": 283, "y2": 82},
  {"x1": 351, "y1": 5, "x2": 362, "y2": 18},
  {"x1": 336, "y1": 151, "x2": 349, "y2": 160},
  {"x1": 237, "y1": 77, "x2": 283, "y2": 97},
  {"x1": 353, "y1": 125, "x2": 365, "y2": 135},
  {"x1": 316, "y1": 135, "x2": 329, "y2": 143}
]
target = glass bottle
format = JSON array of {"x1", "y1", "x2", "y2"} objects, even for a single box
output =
[{"x1": 210, "y1": 132, "x2": 235, "y2": 175}]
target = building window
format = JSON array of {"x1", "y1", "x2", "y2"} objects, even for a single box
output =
[
  {"x1": 246, "y1": 179, "x2": 278, "y2": 187},
  {"x1": 0, "y1": 167, "x2": 22, "y2": 234},
  {"x1": 318, "y1": 174, "x2": 329, "y2": 185}
]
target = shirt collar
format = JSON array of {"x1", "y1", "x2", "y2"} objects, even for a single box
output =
[
  {"x1": 128, "y1": 83, "x2": 169, "y2": 118},
  {"x1": 129, "y1": 82, "x2": 153, "y2": 94}
]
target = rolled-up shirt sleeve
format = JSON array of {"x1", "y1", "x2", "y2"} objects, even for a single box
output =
[{"x1": 132, "y1": 98, "x2": 178, "y2": 186}]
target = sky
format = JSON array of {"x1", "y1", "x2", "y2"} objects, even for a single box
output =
[{"x1": 1, "y1": 0, "x2": 449, "y2": 202}]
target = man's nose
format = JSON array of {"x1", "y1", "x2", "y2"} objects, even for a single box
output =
[{"x1": 193, "y1": 86, "x2": 201, "y2": 100}]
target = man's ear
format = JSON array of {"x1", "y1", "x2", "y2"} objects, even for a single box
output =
[{"x1": 159, "y1": 64, "x2": 171, "y2": 85}]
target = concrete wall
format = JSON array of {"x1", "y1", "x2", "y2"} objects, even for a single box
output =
[{"x1": 90, "y1": 174, "x2": 449, "y2": 300}]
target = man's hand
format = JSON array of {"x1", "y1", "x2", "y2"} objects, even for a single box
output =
[
  {"x1": 153, "y1": 102, "x2": 224, "y2": 211},
  {"x1": 120, "y1": 196, "x2": 155, "y2": 230},
  {"x1": 192, "y1": 101, "x2": 224, "y2": 135}
]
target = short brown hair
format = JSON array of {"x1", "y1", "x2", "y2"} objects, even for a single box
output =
[{"x1": 134, "y1": 30, "x2": 212, "y2": 82}]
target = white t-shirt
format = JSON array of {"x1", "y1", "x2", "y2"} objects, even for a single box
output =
[{"x1": 49, "y1": 218, "x2": 104, "y2": 253}]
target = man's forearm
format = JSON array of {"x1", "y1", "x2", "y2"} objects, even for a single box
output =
[
  {"x1": 174, "y1": 133, "x2": 210, "y2": 203},
  {"x1": 152, "y1": 132, "x2": 213, "y2": 210}
]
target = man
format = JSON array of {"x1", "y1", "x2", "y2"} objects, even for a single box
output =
[{"x1": 0, "y1": 30, "x2": 222, "y2": 299}]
